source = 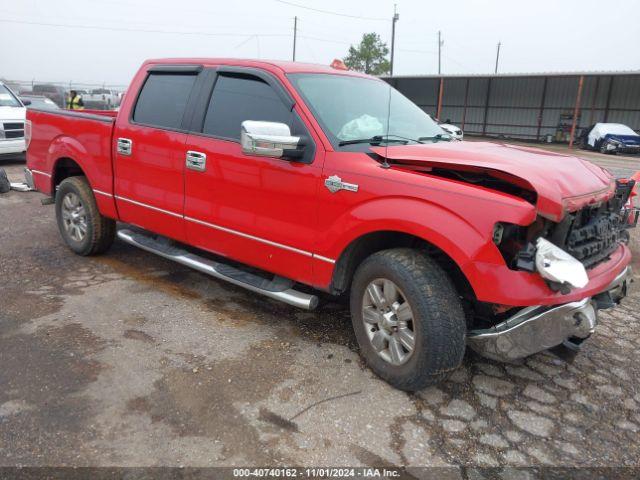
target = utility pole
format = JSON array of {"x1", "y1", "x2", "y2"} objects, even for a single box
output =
[
  {"x1": 292, "y1": 16, "x2": 298, "y2": 61},
  {"x1": 494, "y1": 41, "x2": 501, "y2": 74},
  {"x1": 437, "y1": 31, "x2": 444, "y2": 74},
  {"x1": 390, "y1": 4, "x2": 399, "y2": 76}
]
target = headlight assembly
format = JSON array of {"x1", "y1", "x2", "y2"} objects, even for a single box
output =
[{"x1": 535, "y1": 237, "x2": 588, "y2": 289}]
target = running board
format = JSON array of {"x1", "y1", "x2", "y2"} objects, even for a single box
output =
[{"x1": 116, "y1": 229, "x2": 319, "y2": 310}]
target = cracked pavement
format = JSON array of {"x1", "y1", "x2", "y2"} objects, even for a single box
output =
[{"x1": 1, "y1": 146, "x2": 639, "y2": 469}]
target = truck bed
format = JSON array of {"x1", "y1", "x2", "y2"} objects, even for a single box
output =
[{"x1": 26, "y1": 108, "x2": 117, "y2": 199}]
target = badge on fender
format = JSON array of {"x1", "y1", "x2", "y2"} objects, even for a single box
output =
[{"x1": 325, "y1": 175, "x2": 359, "y2": 193}]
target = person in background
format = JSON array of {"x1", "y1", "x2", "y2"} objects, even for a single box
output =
[{"x1": 67, "y1": 90, "x2": 84, "y2": 110}]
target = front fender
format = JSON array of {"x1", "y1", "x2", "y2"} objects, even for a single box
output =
[{"x1": 315, "y1": 197, "x2": 512, "y2": 295}]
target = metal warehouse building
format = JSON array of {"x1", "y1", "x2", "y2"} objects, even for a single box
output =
[{"x1": 384, "y1": 71, "x2": 640, "y2": 144}]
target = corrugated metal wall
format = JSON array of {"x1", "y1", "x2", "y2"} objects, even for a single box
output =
[{"x1": 386, "y1": 73, "x2": 640, "y2": 141}]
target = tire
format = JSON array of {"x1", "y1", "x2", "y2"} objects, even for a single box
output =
[
  {"x1": 350, "y1": 248, "x2": 466, "y2": 391},
  {"x1": 55, "y1": 176, "x2": 115, "y2": 255},
  {"x1": 578, "y1": 138, "x2": 589, "y2": 150},
  {"x1": 0, "y1": 168, "x2": 10, "y2": 194},
  {"x1": 599, "y1": 142, "x2": 611, "y2": 154}
]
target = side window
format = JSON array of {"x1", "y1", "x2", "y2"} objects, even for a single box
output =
[
  {"x1": 202, "y1": 74, "x2": 292, "y2": 139},
  {"x1": 133, "y1": 73, "x2": 197, "y2": 129}
]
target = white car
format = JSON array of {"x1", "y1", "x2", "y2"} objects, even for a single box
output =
[
  {"x1": 0, "y1": 82, "x2": 26, "y2": 160},
  {"x1": 84, "y1": 88, "x2": 119, "y2": 109},
  {"x1": 438, "y1": 120, "x2": 464, "y2": 140}
]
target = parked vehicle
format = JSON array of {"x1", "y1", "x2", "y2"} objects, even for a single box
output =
[
  {"x1": 0, "y1": 81, "x2": 26, "y2": 160},
  {"x1": 437, "y1": 119, "x2": 464, "y2": 140},
  {"x1": 32, "y1": 84, "x2": 66, "y2": 108},
  {"x1": 84, "y1": 88, "x2": 119, "y2": 109},
  {"x1": 580, "y1": 123, "x2": 640, "y2": 155},
  {"x1": 20, "y1": 94, "x2": 60, "y2": 110},
  {"x1": 25, "y1": 59, "x2": 637, "y2": 391}
]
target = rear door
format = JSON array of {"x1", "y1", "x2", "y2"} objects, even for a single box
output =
[
  {"x1": 182, "y1": 67, "x2": 323, "y2": 285},
  {"x1": 113, "y1": 65, "x2": 202, "y2": 241}
]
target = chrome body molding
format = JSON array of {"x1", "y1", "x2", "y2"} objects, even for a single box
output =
[
  {"x1": 467, "y1": 266, "x2": 633, "y2": 362},
  {"x1": 30, "y1": 169, "x2": 51, "y2": 178},
  {"x1": 114, "y1": 195, "x2": 183, "y2": 219},
  {"x1": 313, "y1": 254, "x2": 336, "y2": 264},
  {"x1": 93, "y1": 189, "x2": 113, "y2": 198},
  {"x1": 185, "y1": 216, "x2": 312, "y2": 258},
  {"x1": 111, "y1": 195, "x2": 337, "y2": 264}
]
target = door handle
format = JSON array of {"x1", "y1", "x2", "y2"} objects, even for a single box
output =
[
  {"x1": 186, "y1": 150, "x2": 207, "y2": 172},
  {"x1": 117, "y1": 138, "x2": 132, "y2": 156}
]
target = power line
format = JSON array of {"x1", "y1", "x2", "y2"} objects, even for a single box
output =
[
  {"x1": 273, "y1": 0, "x2": 387, "y2": 21},
  {"x1": 0, "y1": 17, "x2": 291, "y2": 38},
  {"x1": 297, "y1": 33, "x2": 350, "y2": 45}
]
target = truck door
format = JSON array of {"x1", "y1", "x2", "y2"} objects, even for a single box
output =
[
  {"x1": 182, "y1": 68, "x2": 323, "y2": 285},
  {"x1": 113, "y1": 65, "x2": 202, "y2": 242}
]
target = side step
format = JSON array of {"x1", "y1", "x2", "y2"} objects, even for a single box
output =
[{"x1": 117, "y1": 229, "x2": 319, "y2": 310}]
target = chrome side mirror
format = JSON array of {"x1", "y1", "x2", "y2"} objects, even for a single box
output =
[{"x1": 241, "y1": 120, "x2": 302, "y2": 159}]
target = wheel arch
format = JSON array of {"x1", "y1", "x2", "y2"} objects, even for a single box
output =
[
  {"x1": 52, "y1": 156, "x2": 85, "y2": 192},
  {"x1": 46, "y1": 134, "x2": 92, "y2": 193},
  {"x1": 329, "y1": 230, "x2": 476, "y2": 303}
]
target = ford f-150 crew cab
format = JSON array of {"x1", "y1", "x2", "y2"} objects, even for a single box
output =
[{"x1": 25, "y1": 58, "x2": 638, "y2": 391}]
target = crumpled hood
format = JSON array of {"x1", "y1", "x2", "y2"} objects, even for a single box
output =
[{"x1": 371, "y1": 141, "x2": 615, "y2": 221}]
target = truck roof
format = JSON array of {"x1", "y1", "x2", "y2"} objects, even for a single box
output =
[{"x1": 144, "y1": 58, "x2": 373, "y2": 78}]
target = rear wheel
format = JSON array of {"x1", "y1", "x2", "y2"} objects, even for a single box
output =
[
  {"x1": 55, "y1": 176, "x2": 115, "y2": 255},
  {"x1": 350, "y1": 248, "x2": 466, "y2": 391}
]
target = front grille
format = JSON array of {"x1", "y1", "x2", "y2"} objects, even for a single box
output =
[
  {"x1": 2, "y1": 122, "x2": 24, "y2": 139},
  {"x1": 551, "y1": 180, "x2": 636, "y2": 268}
]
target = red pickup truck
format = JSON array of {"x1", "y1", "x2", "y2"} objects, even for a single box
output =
[{"x1": 25, "y1": 58, "x2": 637, "y2": 391}]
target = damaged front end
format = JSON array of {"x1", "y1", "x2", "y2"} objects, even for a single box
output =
[
  {"x1": 497, "y1": 178, "x2": 638, "y2": 292},
  {"x1": 467, "y1": 266, "x2": 632, "y2": 361},
  {"x1": 468, "y1": 178, "x2": 638, "y2": 361}
]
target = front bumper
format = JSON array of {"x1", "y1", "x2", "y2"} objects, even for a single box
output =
[{"x1": 467, "y1": 266, "x2": 633, "y2": 361}]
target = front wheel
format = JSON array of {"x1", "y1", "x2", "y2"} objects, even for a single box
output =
[
  {"x1": 55, "y1": 176, "x2": 115, "y2": 255},
  {"x1": 350, "y1": 248, "x2": 466, "y2": 391}
]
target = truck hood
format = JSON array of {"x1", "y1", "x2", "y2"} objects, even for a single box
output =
[
  {"x1": 0, "y1": 106, "x2": 26, "y2": 120},
  {"x1": 371, "y1": 141, "x2": 614, "y2": 222}
]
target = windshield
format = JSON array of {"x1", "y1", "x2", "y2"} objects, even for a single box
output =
[
  {"x1": 0, "y1": 84, "x2": 22, "y2": 107},
  {"x1": 288, "y1": 73, "x2": 444, "y2": 147}
]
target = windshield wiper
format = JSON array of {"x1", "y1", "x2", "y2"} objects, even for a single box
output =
[
  {"x1": 418, "y1": 133, "x2": 452, "y2": 143},
  {"x1": 338, "y1": 134, "x2": 422, "y2": 147}
]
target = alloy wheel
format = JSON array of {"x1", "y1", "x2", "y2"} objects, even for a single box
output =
[
  {"x1": 361, "y1": 278, "x2": 416, "y2": 365},
  {"x1": 61, "y1": 192, "x2": 87, "y2": 242}
]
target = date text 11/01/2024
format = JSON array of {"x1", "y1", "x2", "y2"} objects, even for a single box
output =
[{"x1": 233, "y1": 468, "x2": 401, "y2": 477}]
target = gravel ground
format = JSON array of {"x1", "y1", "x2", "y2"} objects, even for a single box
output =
[{"x1": 1, "y1": 145, "x2": 639, "y2": 471}]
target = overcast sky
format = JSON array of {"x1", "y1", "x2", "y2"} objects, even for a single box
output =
[{"x1": 2, "y1": 0, "x2": 640, "y2": 86}]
